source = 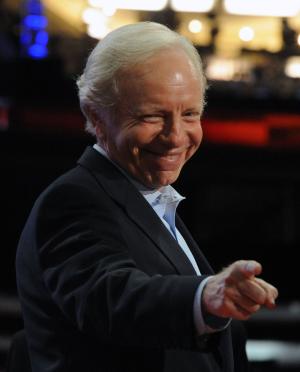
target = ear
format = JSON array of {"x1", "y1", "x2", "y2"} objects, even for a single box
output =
[{"x1": 85, "y1": 105, "x2": 107, "y2": 143}]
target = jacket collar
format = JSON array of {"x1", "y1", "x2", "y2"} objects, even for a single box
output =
[{"x1": 77, "y1": 146, "x2": 205, "y2": 275}]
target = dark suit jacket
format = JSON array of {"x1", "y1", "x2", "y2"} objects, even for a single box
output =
[{"x1": 16, "y1": 146, "x2": 248, "y2": 372}]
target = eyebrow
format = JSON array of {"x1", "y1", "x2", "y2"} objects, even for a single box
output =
[{"x1": 134, "y1": 104, "x2": 202, "y2": 114}]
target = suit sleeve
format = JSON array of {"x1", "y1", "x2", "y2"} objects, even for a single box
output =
[{"x1": 35, "y1": 182, "x2": 208, "y2": 350}]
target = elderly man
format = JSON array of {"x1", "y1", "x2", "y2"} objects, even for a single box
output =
[{"x1": 16, "y1": 22, "x2": 278, "y2": 372}]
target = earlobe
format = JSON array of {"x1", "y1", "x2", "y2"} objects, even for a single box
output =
[{"x1": 95, "y1": 124, "x2": 106, "y2": 141}]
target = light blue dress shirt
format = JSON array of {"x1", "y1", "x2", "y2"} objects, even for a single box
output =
[{"x1": 93, "y1": 144, "x2": 227, "y2": 335}]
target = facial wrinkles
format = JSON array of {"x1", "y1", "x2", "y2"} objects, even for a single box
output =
[
  {"x1": 145, "y1": 92, "x2": 199, "y2": 151},
  {"x1": 103, "y1": 49, "x2": 203, "y2": 188},
  {"x1": 130, "y1": 99, "x2": 197, "y2": 163},
  {"x1": 132, "y1": 90, "x2": 200, "y2": 135}
]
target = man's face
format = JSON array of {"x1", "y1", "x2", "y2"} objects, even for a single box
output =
[{"x1": 99, "y1": 48, "x2": 204, "y2": 189}]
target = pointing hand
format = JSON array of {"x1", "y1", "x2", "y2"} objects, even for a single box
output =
[{"x1": 202, "y1": 260, "x2": 278, "y2": 320}]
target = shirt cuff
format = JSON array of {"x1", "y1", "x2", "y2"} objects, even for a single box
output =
[{"x1": 193, "y1": 276, "x2": 231, "y2": 335}]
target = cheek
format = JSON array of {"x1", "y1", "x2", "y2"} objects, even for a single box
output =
[
  {"x1": 117, "y1": 132, "x2": 147, "y2": 161},
  {"x1": 190, "y1": 123, "x2": 203, "y2": 147},
  {"x1": 129, "y1": 126, "x2": 159, "y2": 150},
  {"x1": 184, "y1": 125, "x2": 202, "y2": 162}
]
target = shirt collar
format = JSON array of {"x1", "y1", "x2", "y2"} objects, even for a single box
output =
[{"x1": 93, "y1": 143, "x2": 185, "y2": 211}]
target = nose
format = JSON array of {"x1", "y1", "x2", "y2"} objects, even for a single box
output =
[{"x1": 159, "y1": 114, "x2": 186, "y2": 148}]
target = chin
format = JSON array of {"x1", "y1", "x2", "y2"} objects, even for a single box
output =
[{"x1": 148, "y1": 172, "x2": 180, "y2": 189}]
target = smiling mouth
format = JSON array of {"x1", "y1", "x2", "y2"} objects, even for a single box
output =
[
  {"x1": 145, "y1": 149, "x2": 185, "y2": 157},
  {"x1": 142, "y1": 149, "x2": 186, "y2": 167}
]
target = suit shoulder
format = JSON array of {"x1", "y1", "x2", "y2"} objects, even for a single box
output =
[
  {"x1": 48, "y1": 164, "x2": 97, "y2": 189},
  {"x1": 34, "y1": 165, "x2": 104, "y2": 210}
]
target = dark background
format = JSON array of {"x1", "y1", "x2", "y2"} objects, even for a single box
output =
[
  {"x1": 1, "y1": 2, "x2": 300, "y2": 370},
  {"x1": 1, "y1": 59, "x2": 300, "y2": 371}
]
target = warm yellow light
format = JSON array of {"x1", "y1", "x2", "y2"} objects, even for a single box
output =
[
  {"x1": 188, "y1": 20, "x2": 203, "y2": 34},
  {"x1": 102, "y1": 4, "x2": 117, "y2": 16},
  {"x1": 87, "y1": 22, "x2": 109, "y2": 39},
  {"x1": 239, "y1": 26, "x2": 254, "y2": 42},
  {"x1": 298, "y1": 34, "x2": 300, "y2": 46},
  {"x1": 87, "y1": 0, "x2": 167, "y2": 11},
  {"x1": 87, "y1": 0, "x2": 116, "y2": 16},
  {"x1": 88, "y1": 0, "x2": 104, "y2": 7},
  {"x1": 121, "y1": 0, "x2": 167, "y2": 10},
  {"x1": 224, "y1": 0, "x2": 300, "y2": 17},
  {"x1": 82, "y1": 7, "x2": 105, "y2": 24},
  {"x1": 206, "y1": 59, "x2": 235, "y2": 81},
  {"x1": 215, "y1": 17, "x2": 282, "y2": 55},
  {"x1": 206, "y1": 57, "x2": 252, "y2": 81},
  {"x1": 171, "y1": 0, "x2": 215, "y2": 12},
  {"x1": 285, "y1": 57, "x2": 300, "y2": 78}
]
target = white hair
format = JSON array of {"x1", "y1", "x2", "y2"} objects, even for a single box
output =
[{"x1": 77, "y1": 21, "x2": 207, "y2": 136}]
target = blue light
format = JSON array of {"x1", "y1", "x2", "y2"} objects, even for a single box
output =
[
  {"x1": 35, "y1": 30, "x2": 48, "y2": 45},
  {"x1": 20, "y1": 31, "x2": 32, "y2": 45},
  {"x1": 28, "y1": 44, "x2": 48, "y2": 58},
  {"x1": 21, "y1": 0, "x2": 48, "y2": 59},
  {"x1": 23, "y1": 15, "x2": 47, "y2": 30},
  {"x1": 27, "y1": 1, "x2": 43, "y2": 14}
]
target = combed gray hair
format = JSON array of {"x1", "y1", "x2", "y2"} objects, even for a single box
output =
[{"x1": 77, "y1": 21, "x2": 207, "y2": 136}]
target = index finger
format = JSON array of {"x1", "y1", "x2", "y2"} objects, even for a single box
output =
[{"x1": 226, "y1": 260, "x2": 262, "y2": 284}]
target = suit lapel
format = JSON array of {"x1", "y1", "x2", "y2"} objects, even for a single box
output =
[
  {"x1": 78, "y1": 147, "x2": 196, "y2": 275},
  {"x1": 176, "y1": 215, "x2": 214, "y2": 275}
]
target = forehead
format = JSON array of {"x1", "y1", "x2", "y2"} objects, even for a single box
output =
[
  {"x1": 140, "y1": 49, "x2": 197, "y2": 78},
  {"x1": 118, "y1": 48, "x2": 202, "y2": 95}
]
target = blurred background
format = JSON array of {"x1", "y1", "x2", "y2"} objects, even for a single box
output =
[{"x1": 1, "y1": 0, "x2": 300, "y2": 371}]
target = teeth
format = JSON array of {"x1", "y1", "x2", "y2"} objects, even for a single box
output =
[
  {"x1": 161, "y1": 153, "x2": 181, "y2": 160},
  {"x1": 145, "y1": 149, "x2": 183, "y2": 158},
  {"x1": 158, "y1": 152, "x2": 181, "y2": 156}
]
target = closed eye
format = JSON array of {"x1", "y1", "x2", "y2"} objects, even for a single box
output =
[
  {"x1": 140, "y1": 115, "x2": 164, "y2": 124},
  {"x1": 183, "y1": 111, "x2": 201, "y2": 121}
]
